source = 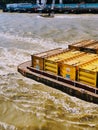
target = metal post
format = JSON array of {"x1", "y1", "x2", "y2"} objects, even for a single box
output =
[
  {"x1": 37, "y1": 0, "x2": 41, "y2": 4},
  {"x1": 59, "y1": 0, "x2": 62, "y2": 4},
  {"x1": 51, "y1": 0, "x2": 55, "y2": 10}
]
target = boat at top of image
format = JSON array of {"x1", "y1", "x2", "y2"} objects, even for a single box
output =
[
  {"x1": 39, "y1": 12, "x2": 54, "y2": 18},
  {"x1": 18, "y1": 39, "x2": 98, "y2": 104},
  {"x1": 38, "y1": 0, "x2": 55, "y2": 18}
]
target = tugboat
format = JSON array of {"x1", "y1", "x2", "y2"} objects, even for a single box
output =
[{"x1": 18, "y1": 40, "x2": 98, "y2": 104}]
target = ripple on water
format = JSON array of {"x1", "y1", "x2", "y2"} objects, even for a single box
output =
[{"x1": 0, "y1": 13, "x2": 98, "y2": 130}]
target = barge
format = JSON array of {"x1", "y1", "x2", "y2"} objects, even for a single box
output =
[{"x1": 18, "y1": 40, "x2": 98, "y2": 104}]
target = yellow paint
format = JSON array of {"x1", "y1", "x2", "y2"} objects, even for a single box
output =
[{"x1": 60, "y1": 64, "x2": 76, "y2": 81}]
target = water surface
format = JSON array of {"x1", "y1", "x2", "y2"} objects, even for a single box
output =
[{"x1": 0, "y1": 12, "x2": 98, "y2": 130}]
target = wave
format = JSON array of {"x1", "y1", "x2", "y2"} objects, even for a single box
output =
[{"x1": 0, "y1": 32, "x2": 69, "y2": 50}]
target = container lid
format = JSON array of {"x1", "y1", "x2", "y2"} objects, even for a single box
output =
[
  {"x1": 63, "y1": 53, "x2": 98, "y2": 66},
  {"x1": 80, "y1": 58, "x2": 98, "y2": 72},
  {"x1": 47, "y1": 50, "x2": 84, "y2": 62}
]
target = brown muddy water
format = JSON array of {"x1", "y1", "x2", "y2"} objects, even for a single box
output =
[{"x1": 0, "y1": 12, "x2": 98, "y2": 130}]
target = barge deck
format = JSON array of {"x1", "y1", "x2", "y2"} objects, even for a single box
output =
[{"x1": 18, "y1": 61, "x2": 98, "y2": 104}]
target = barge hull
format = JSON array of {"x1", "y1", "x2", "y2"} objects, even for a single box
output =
[{"x1": 18, "y1": 61, "x2": 98, "y2": 104}]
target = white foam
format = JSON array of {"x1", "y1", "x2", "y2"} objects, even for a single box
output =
[
  {"x1": 0, "y1": 47, "x2": 30, "y2": 76},
  {"x1": 0, "y1": 121, "x2": 16, "y2": 130},
  {"x1": 0, "y1": 32, "x2": 68, "y2": 50}
]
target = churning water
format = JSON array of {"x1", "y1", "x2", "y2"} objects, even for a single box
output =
[{"x1": 0, "y1": 12, "x2": 98, "y2": 130}]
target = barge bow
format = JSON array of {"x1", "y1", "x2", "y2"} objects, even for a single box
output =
[{"x1": 18, "y1": 61, "x2": 98, "y2": 104}]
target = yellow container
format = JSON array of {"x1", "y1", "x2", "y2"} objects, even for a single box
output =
[
  {"x1": 32, "y1": 56, "x2": 44, "y2": 70},
  {"x1": 31, "y1": 48, "x2": 64, "y2": 70},
  {"x1": 44, "y1": 59, "x2": 58, "y2": 75},
  {"x1": 78, "y1": 58, "x2": 98, "y2": 87},
  {"x1": 60, "y1": 64, "x2": 76, "y2": 80},
  {"x1": 78, "y1": 68, "x2": 97, "y2": 87},
  {"x1": 60, "y1": 53, "x2": 98, "y2": 81},
  {"x1": 44, "y1": 50, "x2": 85, "y2": 75},
  {"x1": 47, "y1": 50, "x2": 85, "y2": 62}
]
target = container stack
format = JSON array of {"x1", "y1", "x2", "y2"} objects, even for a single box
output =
[
  {"x1": 31, "y1": 48, "x2": 64, "y2": 70},
  {"x1": 44, "y1": 50, "x2": 85, "y2": 75},
  {"x1": 60, "y1": 53, "x2": 98, "y2": 81},
  {"x1": 31, "y1": 39, "x2": 98, "y2": 88}
]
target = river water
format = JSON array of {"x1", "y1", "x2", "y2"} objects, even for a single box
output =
[{"x1": 0, "y1": 12, "x2": 98, "y2": 130}]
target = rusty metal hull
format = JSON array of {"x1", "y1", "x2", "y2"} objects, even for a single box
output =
[{"x1": 17, "y1": 61, "x2": 98, "y2": 104}]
